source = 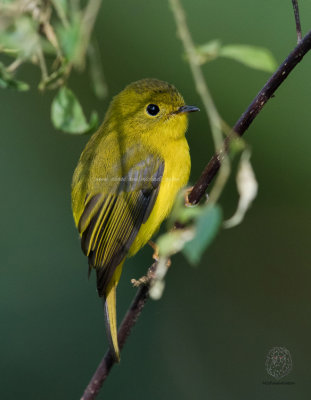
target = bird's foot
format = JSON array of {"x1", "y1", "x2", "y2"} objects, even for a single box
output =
[
  {"x1": 148, "y1": 240, "x2": 159, "y2": 261},
  {"x1": 131, "y1": 258, "x2": 171, "y2": 287},
  {"x1": 131, "y1": 276, "x2": 149, "y2": 287},
  {"x1": 131, "y1": 266, "x2": 156, "y2": 287}
]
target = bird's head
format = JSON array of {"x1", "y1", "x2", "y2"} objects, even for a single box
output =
[{"x1": 105, "y1": 78, "x2": 199, "y2": 140}]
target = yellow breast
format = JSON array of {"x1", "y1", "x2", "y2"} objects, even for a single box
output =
[{"x1": 128, "y1": 136, "x2": 190, "y2": 256}]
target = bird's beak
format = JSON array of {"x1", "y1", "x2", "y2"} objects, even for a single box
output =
[{"x1": 175, "y1": 105, "x2": 200, "y2": 114}]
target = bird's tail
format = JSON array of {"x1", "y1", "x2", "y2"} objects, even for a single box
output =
[{"x1": 102, "y1": 261, "x2": 124, "y2": 362}]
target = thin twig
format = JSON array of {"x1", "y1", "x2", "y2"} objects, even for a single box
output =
[
  {"x1": 81, "y1": 20, "x2": 311, "y2": 400},
  {"x1": 37, "y1": 47, "x2": 48, "y2": 82},
  {"x1": 6, "y1": 58, "x2": 23, "y2": 72},
  {"x1": 292, "y1": 0, "x2": 302, "y2": 43}
]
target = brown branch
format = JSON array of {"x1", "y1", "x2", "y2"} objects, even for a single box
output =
[
  {"x1": 81, "y1": 27, "x2": 311, "y2": 400},
  {"x1": 292, "y1": 0, "x2": 302, "y2": 43}
]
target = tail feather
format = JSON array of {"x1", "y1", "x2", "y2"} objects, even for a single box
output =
[
  {"x1": 103, "y1": 284, "x2": 120, "y2": 361},
  {"x1": 102, "y1": 262, "x2": 124, "y2": 362}
]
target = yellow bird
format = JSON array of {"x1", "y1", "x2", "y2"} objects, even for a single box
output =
[{"x1": 71, "y1": 79, "x2": 199, "y2": 360}]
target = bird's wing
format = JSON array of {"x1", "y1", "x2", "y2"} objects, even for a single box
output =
[{"x1": 78, "y1": 154, "x2": 164, "y2": 296}]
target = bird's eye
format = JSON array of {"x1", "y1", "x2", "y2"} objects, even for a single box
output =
[{"x1": 146, "y1": 104, "x2": 160, "y2": 116}]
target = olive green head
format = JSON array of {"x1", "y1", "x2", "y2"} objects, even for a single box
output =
[{"x1": 104, "y1": 78, "x2": 199, "y2": 139}]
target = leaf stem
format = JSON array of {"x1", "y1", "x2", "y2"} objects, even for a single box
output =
[{"x1": 6, "y1": 58, "x2": 23, "y2": 72}]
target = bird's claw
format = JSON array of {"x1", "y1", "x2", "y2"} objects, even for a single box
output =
[
  {"x1": 131, "y1": 267, "x2": 156, "y2": 287},
  {"x1": 148, "y1": 240, "x2": 159, "y2": 261}
]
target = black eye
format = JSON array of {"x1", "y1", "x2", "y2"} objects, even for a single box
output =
[{"x1": 146, "y1": 104, "x2": 160, "y2": 116}]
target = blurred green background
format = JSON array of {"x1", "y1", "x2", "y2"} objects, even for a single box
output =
[{"x1": 1, "y1": 0, "x2": 311, "y2": 399}]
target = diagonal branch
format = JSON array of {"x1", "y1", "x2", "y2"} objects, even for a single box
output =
[{"x1": 81, "y1": 18, "x2": 311, "y2": 400}]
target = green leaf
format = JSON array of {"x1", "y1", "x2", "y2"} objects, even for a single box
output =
[
  {"x1": 56, "y1": 16, "x2": 81, "y2": 63},
  {"x1": 157, "y1": 228, "x2": 195, "y2": 258},
  {"x1": 0, "y1": 17, "x2": 40, "y2": 60},
  {"x1": 166, "y1": 189, "x2": 203, "y2": 229},
  {"x1": 51, "y1": 87, "x2": 98, "y2": 134},
  {"x1": 219, "y1": 44, "x2": 277, "y2": 72},
  {"x1": 183, "y1": 204, "x2": 222, "y2": 265},
  {"x1": 0, "y1": 63, "x2": 29, "y2": 91}
]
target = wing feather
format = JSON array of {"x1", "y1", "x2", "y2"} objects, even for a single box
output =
[{"x1": 78, "y1": 155, "x2": 164, "y2": 296}]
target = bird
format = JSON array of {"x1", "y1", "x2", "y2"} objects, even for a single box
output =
[{"x1": 71, "y1": 78, "x2": 199, "y2": 361}]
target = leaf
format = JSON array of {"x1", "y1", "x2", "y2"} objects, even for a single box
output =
[
  {"x1": 51, "y1": 87, "x2": 98, "y2": 134},
  {"x1": 0, "y1": 63, "x2": 29, "y2": 91},
  {"x1": 219, "y1": 44, "x2": 277, "y2": 72},
  {"x1": 158, "y1": 190, "x2": 222, "y2": 265},
  {"x1": 157, "y1": 228, "x2": 195, "y2": 258},
  {"x1": 0, "y1": 17, "x2": 40, "y2": 60},
  {"x1": 166, "y1": 188, "x2": 203, "y2": 229},
  {"x1": 56, "y1": 16, "x2": 81, "y2": 63},
  {"x1": 223, "y1": 150, "x2": 258, "y2": 229},
  {"x1": 183, "y1": 204, "x2": 222, "y2": 265},
  {"x1": 149, "y1": 276, "x2": 166, "y2": 300},
  {"x1": 152, "y1": 229, "x2": 194, "y2": 301}
]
